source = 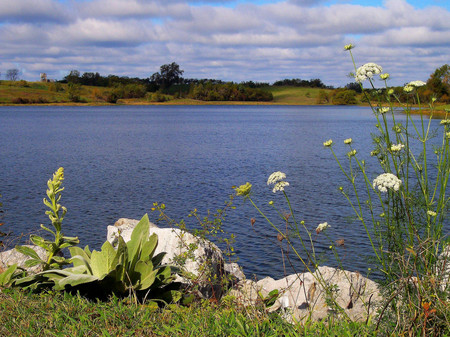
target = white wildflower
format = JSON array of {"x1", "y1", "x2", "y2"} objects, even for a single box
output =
[
  {"x1": 323, "y1": 139, "x2": 333, "y2": 147},
  {"x1": 440, "y1": 119, "x2": 450, "y2": 125},
  {"x1": 427, "y1": 210, "x2": 437, "y2": 217},
  {"x1": 316, "y1": 222, "x2": 330, "y2": 234},
  {"x1": 378, "y1": 107, "x2": 390, "y2": 114},
  {"x1": 407, "y1": 80, "x2": 426, "y2": 87},
  {"x1": 373, "y1": 173, "x2": 402, "y2": 193},
  {"x1": 390, "y1": 144, "x2": 405, "y2": 153},
  {"x1": 272, "y1": 181, "x2": 290, "y2": 193},
  {"x1": 267, "y1": 171, "x2": 289, "y2": 193},
  {"x1": 403, "y1": 85, "x2": 414, "y2": 93},
  {"x1": 267, "y1": 171, "x2": 286, "y2": 185},
  {"x1": 344, "y1": 138, "x2": 352, "y2": 144},
  {"x1": 355, "y1": 63, "x2": 383, "y2": 83}
]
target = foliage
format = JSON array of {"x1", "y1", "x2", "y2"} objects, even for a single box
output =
[
  {"x1": 14, "y1": 168, "x2": 79, "y2": 272},
  {"x1": 0, "y1": 287, "x2": 376, "y2": 336},
  {"x1": 150, "y1": 62, "x2": 184, "y2": 90},
  {"x1": 331, "y1": 89, "x2": 358, "y2": 105},
  {"x1": 328, "y1": 46, "x2": 450, "y2": 335},
  {"x1": 67, "y1": 82, "x2": 82, "y2": 102},
  {"x1": 316, "y1": 89, "x2": 329, "y2": 104},
  {"x1": 29, "y1": 214, "x2": 178, "y2": 302},
  {"x1": 189, "y1": 81, "x2": 273, "y2": 102},
  {"x1": 273, "y1": 78, "x2": 328, "y2": 88}
]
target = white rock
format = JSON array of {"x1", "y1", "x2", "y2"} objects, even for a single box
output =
[
  {"x1": 107, "y1": 219, "x2": 224, "y2": 298},
  {"x1": 0, "y1": 245, "x2": 48, "y2": 274}
]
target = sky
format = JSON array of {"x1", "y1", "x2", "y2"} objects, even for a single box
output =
[{"x1": 0, "y1": 0, "x2": 449, "y2": 87}]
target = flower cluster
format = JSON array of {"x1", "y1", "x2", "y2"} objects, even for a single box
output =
[
  {"x1": 406, "y1": 80, "x2": 426, "y2": 87},
  {"x1": 316, "y1": 222, "x2": 330, "y2": 234},
  {"x1": 323, "y1": 139, "x2": 333, "y2": 147},
  {"x1": 427, "y1": 210, "x2": 437, "y2": 217},
  {"x1": 355, "y1": 63, "x2": 383, "y2": 83},
  {"x1": 377, "y1": 107, "x2": 390, "y2": 114},
  {"x1": 344, "y1": 44, "x2": 354, "y2": 50},
  {"x1": 440, "y1": 119, "x2": 450, "y2": 125},
  {"x1": 347, "y1": 149, "x2": 357, "y2": 157},
  {"x1": 373, "y1": 173, "x2": 402, "y2": 193},
  {"x1": 344, "y1": 138, "x2": 352, "y2": 144},
  {"x1": 235, "y1": 182, "x2": 252, "y2": 197},
  {"x1": 380, "y1": 73, "x2": 390, "y2": 80},
  {"x1": 267, "y1": 171, "x2": 289, "y2": 193},
  {"x1": 390, "y1": 144, "x2": 405, "y2": 153}
]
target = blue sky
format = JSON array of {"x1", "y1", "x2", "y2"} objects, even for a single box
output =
[{"x1": 1, "y1": 0, "x2": 449, "y2": 87}]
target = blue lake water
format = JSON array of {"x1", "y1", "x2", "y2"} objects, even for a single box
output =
[{"x1": 0, "y1": 105, "x2": 447, "y2": 279}]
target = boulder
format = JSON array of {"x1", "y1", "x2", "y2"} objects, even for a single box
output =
[
  {"x1": 438, "y1": 245, "x2": 450, "y2": 292},
  {"x1": 107, "y1": 219, "x2": 225, "y2": 298},
  {"x1": 229, "y1": 266, "x2": 381, "y2": 324},
  {"x1": 0, "y1": 245, "x2": 48, "y2": 274}
]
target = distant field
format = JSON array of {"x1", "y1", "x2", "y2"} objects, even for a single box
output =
[
  {"x1": 262, "y1": 86, "x2": 332, "y2": 105},
  {"x1": 0, "y1": 81, "x2": 448, "y2": 112}
]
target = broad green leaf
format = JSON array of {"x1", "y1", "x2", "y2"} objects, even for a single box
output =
[
  {"x1": 84, "y1": 245, "x2": 92, "y2": 258},
  {"x1": 24, "y1": 259, "x2": 44, "y2": 268},
  {"x1": 127, "y1": 214, "x2": 150, "y2": 269},
  {"x1": 0, "y1": 264, "x2": 17, "y2": 286},
  {"x1": 134, "y1": 260, "x2": 156, "y2": 290},
  {"x1": 15, "y1": 245, "x2": 41, "y2": 260},
  {"x1": 140, "y1": 233, "x2": 158, "y2": 262},
  {"x1": 90, "y1": 241, "x2": 117, "y2": 278},
  {"x1": 69, "y1": 246, "x2": 92, "y2": 269},
  {"x1": 56, "y1": 273, "x2": 98, "y2": 291}
]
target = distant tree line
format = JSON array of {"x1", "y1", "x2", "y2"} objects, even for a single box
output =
[{"x1": 273, "y1": 78, "x2": 330, "y2": 88}]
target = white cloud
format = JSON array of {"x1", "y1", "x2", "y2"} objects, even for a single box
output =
[{"x1": 0, "y1": 0, "x2": 449, "y2": 86}]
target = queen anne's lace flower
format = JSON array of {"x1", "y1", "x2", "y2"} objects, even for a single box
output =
[
  {"x1": 373, "y1": 173, "x2": 402, "y2": 193},
  {"x1": 403, "y1": 85, "x2": 414, "y2": 93},
  {"x1": 267, "y1": 171, "x2": 289, "y2": 193},
  {"x1": 380, "y1": 73, "x2": 390, "y2": 80},
  {"x1": 440, "y1": 119, "x2": 450, "y2": 125},
  {"x1": 427, "y1": 210, "x2": 437, "y2": 217},
  {"x1": 390, "y1": 144, "x2": 405, "y2": 152},
  {"x1": 377, "y1": 107, "x2": 390, "y2": 114},
  {"x1": 267, "y1": 171, "x2": 286, "y2": 185},
  {"x1": 406, "y1": 80, "x2": 426, "y2": 87},
  {"x1": 271, "y1": 181, "x2": 289, "y2": 193},
  {"x1": 355, "y1": 63, "x2": 383, "y2": 83},
  {"x1": 316, "y1": 222, "x2": 330, "y2": 234},
  {"x1": 344, "y1": 138, "x2": 352, "y2": 144}
]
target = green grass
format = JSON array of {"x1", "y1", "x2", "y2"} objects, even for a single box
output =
[
  {"x1": 263, "y1": 86, "x2": 331, "y2": 105},
  {"x1": 0, "y1": 288, "x2": 376, "y2": 337}
]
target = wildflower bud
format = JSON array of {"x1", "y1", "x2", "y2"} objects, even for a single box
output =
[
  {"x1": 234, "y1": 182, "x2": 252, "y2": 197},
  {"x1": 380, "y1": 73, "x2": 390, "y2": 80},
  {"x1": 323, "y1": 139, "x2": 333, "y2": 147},
  {"x1": 339, "y1": 186, "x2": 343, "y2": 191},
  {"x1": 344, "y1": 138, "x2": 352, "y2": 145},
  {"x1": 344, "y1": 44, "x2": 354, "y2": 50},
  {"x1": 388, "y1": 89, "x2": 394, "y2": 95},
  {"x1": 347, "y1": 149, "x2": 357, "y2": 158},
  {"x1": 432, "y1": 97, "x2": 437, "y2": 103},
  {"x1": 269, "y1": 201, "x2": 274, "y2": 205},
  {"x1": 427, "y1": 210, "x2": 436, "y2": 217},
  {"x1": 440, "y1": 119, "x2": 450, "y2": 125},
  {"x1": 277, "y1": 233, "x2": 284, "y2": 242}
]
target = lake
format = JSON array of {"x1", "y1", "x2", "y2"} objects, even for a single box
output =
[{"x1": 0, "y1": 105, "x2": 446, "y2": 279}]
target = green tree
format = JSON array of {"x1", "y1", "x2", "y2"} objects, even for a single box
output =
[
  {"x1": 426, "y1": 64, "x2": 450, "y2": 100},
  {"x1": 67, "y1": 83, "x2": 82, "y2": 102},
  {"x1": 150, "y1": 62, "x2": 184, "y2": 90}
]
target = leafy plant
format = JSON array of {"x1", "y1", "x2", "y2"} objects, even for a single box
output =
[
  {"x1": 16, "y1": 214, "x2": 178, "y2": 303},
  {"x1": 15, "y1": 167, "x2": 79, "y2": 271}
]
